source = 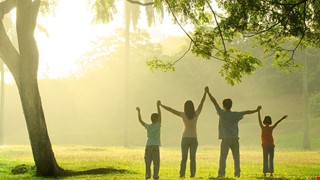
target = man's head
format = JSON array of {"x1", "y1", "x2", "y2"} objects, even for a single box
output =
[
  {"x1": 222, "y1": 98, "x2": 232, "y2": 111},
  {"x1": 151, "y1": 113, "x2": 159, "y2": 123}
]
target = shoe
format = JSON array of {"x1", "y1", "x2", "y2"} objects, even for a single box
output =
[{"x1": 190, "y1": 175, "x2": 195, "y2": 178}]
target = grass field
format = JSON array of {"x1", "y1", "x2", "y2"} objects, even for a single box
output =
[{"x1": 0, "y1": 145, "x2": 319, "y2": 180}]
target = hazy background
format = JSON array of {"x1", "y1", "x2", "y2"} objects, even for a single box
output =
[
  {"x1": 1, "y1": 0, "x2": 319, "y2": 150},
  {"x1": 3, "y1": 34, "x2": 319, "y2": 150}
]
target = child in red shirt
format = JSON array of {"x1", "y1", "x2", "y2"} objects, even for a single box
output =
[{"x1": 258, "y1": 109, "x2": 287, "y2": 177}]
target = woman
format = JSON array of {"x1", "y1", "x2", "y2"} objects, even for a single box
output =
[{"x1": 159, "y1": 87, "x2": 206, "y2": 178}]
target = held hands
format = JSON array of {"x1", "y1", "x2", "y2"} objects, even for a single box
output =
[
  {"x1": 257, "y1": 106, "x2": 262, "y2": 111},
  {"x1": 157, "y1": 100, "x2": 161, "y2": 106},
  {"x1": 205, "y1": 86, "x2": 209, "y2": 93}
]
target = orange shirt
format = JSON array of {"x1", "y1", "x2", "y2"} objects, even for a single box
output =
[{"x1": 261, "y1": 126, "x2": 274, "y2": 148}]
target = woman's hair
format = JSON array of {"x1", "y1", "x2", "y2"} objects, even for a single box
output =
[
  {"x1": 184, "y1": 100, "x2": 195, "y2": 120},
  {"x1": 263, "y1": 116, "x2": 272, "y2": 125}
]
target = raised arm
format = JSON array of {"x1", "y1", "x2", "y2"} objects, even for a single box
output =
[
  {"x1": 258, "y1": 109, "x2": 263, "y2": 128},
  {"x1": 157, "y1": 100, "x2": 162, "y2": 124},
  {"x1": 205, "y1": 86, "x2": 220, "y2": 111},
  {"x1": 242, "y1": 106, "x2": 261, "y2": 115},
  {"x1": 160, "y1": 103, "x2": 182, "y2": 117},
  {"x1": 196, "y1": 89, "x2": 207, "y2": 114},
  {"x1": 136, "y1": 107, "x2": 146, "y2": 126},
  {"x1": 273, "y1": 115, "x2": 288, "y2": 129}
]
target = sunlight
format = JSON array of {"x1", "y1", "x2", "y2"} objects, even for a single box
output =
[
  {"x1": 35, "y1": 0, "x2": 119, "y2": 80},
  {"x1": 34, "y1": 0, "x2": 188, "y2": 80}
]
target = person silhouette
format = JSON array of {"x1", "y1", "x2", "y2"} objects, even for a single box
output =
[
  {"x1": 258, "y1": 108, "x2": 287, "y2": 177},
  {"x1": 206, "y1": 86, "x2": 261, "y2": 178},
  {"x1": 136, "y1": 100, "x2": 162, "y2": 180},
  {"x1": 159, "y1": 88, "x2": 206, "y2": 178}
]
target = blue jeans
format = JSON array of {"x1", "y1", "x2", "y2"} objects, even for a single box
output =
[
  {"x1": 145, "y1": 145, "x2": 160, "y2": 179},
  {"x1": 218, "y1": 138, "x2": 240, "y2": 177},
  {"x1": 263, "y1": 144, "x2": 274, "y2": 173},
  {"x1": 180, "y1": 137, "x2": 198, "y2": 178}
]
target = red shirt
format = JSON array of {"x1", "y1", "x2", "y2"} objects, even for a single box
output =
[{"x1": 261, "y1": 126, "x2": 274, "y2": 148}]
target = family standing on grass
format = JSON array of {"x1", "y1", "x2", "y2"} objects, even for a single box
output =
[{"x1": 136, "y1": 86, "x2": 288, "y2": 179}]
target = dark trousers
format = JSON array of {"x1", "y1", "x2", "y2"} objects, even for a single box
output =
[
  {"x1": 218, "y1": 138, "x2": 240, "y2": 177},
  {"x1": 145, "y1": 145, "x2": 160, "y2": 179},
  {"x1": 180, "y1": 137, "x2": 198, "y2": 178},
  {"x1": 263, "y1": 144, "x2": 274, "y2": 173}
]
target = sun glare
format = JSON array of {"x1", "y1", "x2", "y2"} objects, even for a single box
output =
[{"x1": 6, "y1": 0, "x2": 190, "y2": 82}]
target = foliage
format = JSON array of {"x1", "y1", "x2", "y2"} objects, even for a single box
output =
[
  {"x1": 39, "y1": 0, "x2": 58, "y2": 15},
  {"x1": 146, "y1": 57, "x2": 175, "y2": 72},
  {"x1": 90, "y1": 0, "x2": 117, "y2": 23},
  {"x1": 147, "y1": 0, "x2": 320, "y2": 85}
]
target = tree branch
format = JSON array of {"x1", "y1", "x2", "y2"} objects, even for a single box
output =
[
  {"x1": 273, "y1": 0, "x2": 308, "y2": 6},
  {"x1": 164, "y1": 0, "x2": 223, "y2": 61},
  {"x1": 0, "y1": 0, "x2": 17, "y2": 19},
  {"x1": 126, "y1": 0, "x2": 154, "y2": 6},
  {"x1": 0, "y1": 20, "x2": 20, "y2": 82},
  {"x1": 244, "y1": 2, "x2": 300, "y2": 38},
  {"x1": 206, "y1": 0, "x2": 227, "y2": 53},
  {"x1": 172, "y1": 40, "x2": 192, "y2": 65}
]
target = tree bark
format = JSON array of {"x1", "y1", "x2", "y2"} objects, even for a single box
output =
[{"x1": 0, "y1": 0, "x2": 64, "y2": 176}]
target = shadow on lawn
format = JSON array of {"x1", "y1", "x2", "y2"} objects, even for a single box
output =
[
  {"x1": 64, "y1": 167, "x2": 131, "y2": 177},
  {"x1": 11, "y1": 164, "x2": 132, "y2": 177}
]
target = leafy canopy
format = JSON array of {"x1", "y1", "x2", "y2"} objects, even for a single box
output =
[{"x1": 87, "y1": 0, "x2": 320, "y2": 85}]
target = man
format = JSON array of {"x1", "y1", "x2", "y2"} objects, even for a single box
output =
[{"x1": 206, "y1": 86, "x2": 261, "y2": 177}]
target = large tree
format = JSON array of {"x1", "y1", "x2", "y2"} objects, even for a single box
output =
[
  {"x1": 146, "y1": 0, "x2": 320, "y2": 85},
  {"x1": 0, "y1": 0, "x2": 63, "y2": 176}
]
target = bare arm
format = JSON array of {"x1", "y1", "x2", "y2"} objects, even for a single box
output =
[
  {"x1": 157, "y1": 100, "x2": 161, "y2": 124},
  {"x1": 273, "y1": 115, "x2": 288, "y2": 129},
  {"x1": 258, "y1": 109, "x2": 263, "y2": 128},
  {"x1": 136, "y1": 107, "x2": 146, "y2": 126},
  {"x1": 196, "y1": 89, "x2": 207, "y2": 114},
  {"x1": 160, "y1": 103, "x2": 182, "y2": 117},
  {"x1": 205, "y1": 86, "x2": 220, "y2": 111},
  {"x1": 242, "y1": 106, "x2": 261, "y2": 115}
]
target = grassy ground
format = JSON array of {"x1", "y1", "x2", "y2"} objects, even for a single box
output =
[{"x1": 0, "y1": 145, "x2": 319, "y2": 180}]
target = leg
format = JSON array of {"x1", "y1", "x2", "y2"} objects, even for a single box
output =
[
  {"x1": 218, "y1": 139, "x2": 230, "y2": 177},
  {"x1": 145, "y1": 147, "x2": 152, "y2": 179},
  {"x1": 269, "y1": 145, "x2": 275, "y2": 174},
  {"x1": 262, "y1": 147, "x2": 269, "y2": 173},
  {"x1": 230, "y1": 139, "x2": 240, "y2": 177},
  {"x1": 180, "y1": 138, "x2": 189, "y2": 178},
  {"x1": 189, "y1": 138, "x2": 198, "y2": 178},
  {"x1": 152, "y1": 146, "x2": 160, "y2": 179}
]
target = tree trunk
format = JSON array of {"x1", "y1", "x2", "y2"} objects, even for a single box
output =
[
  {"x1": 123, "y1": 0, "x2": 130, "y2": 147},
  {"x1": 18, "y1": 79, "x2": 63, "y2": 176},
  {"x1": 0, "y1": 58, "x2": 4, "y2": 145},
  {"x1": 302, "y1": 52, "x2": 310, "y2": 149},
  {"x1": 0, "y1": 0, "x2": 64, "y2": 176}
]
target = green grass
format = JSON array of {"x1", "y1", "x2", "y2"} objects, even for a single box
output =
[{"x1": 0, "y1": 145, "x2": 319, "y2": 179}]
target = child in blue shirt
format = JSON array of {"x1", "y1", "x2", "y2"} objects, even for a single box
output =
[{"x1": 136, "y1": 101, "x2": 161, "y2": 180}]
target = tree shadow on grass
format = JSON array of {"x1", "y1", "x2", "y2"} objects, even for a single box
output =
[{"x1": 63, "y1": 167, "x2": 132, "y2": 177}]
